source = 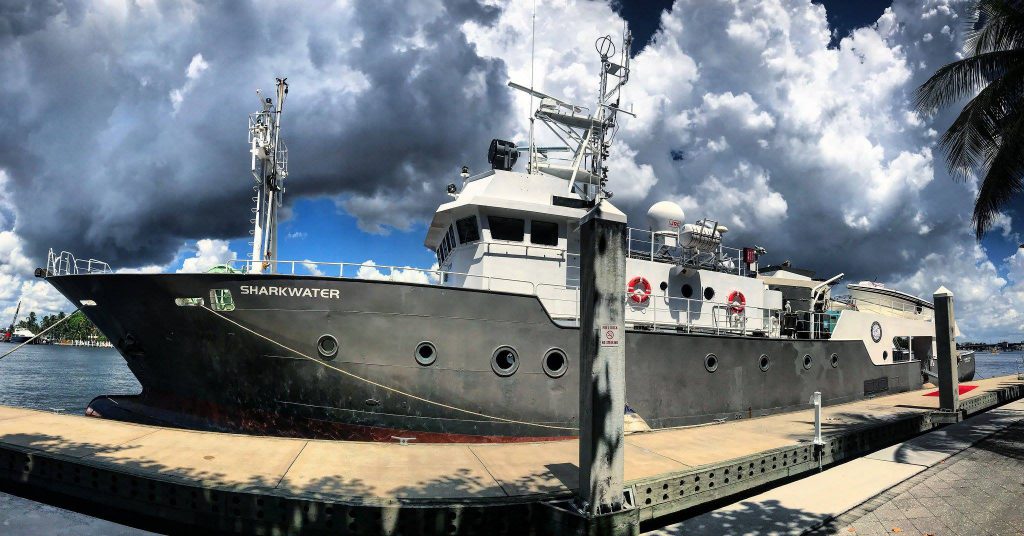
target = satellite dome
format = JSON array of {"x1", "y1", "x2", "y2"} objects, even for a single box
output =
[{"x1": 646, "y1": 201, "x2": 685, "y2": 232}]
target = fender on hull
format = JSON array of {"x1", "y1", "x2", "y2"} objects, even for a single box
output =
[{"x1": 50, "y1": 273, "x2": 925, "y2": 441}]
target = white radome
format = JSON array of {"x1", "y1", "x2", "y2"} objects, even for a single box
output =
[{"x1": 647, "y1": 201, "x2": 685, "y2": 233}]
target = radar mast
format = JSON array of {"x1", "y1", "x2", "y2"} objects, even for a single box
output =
[
  {"x1": 508, "y1": 29, "x2": 632, "y2": 202},
  {"x1": 248, "y1": 78, "x2": 289, "y2": 273}
]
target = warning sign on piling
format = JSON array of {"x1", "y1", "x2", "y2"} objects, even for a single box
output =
[{"x1": 600, "y1": 324, "x2": 620, "y2": 347}]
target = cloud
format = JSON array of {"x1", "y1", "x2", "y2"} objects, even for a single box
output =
[
  {"x1": 1, "y1": 0, "x2": 1020, "y2": 341},
  {"x1": 355, "y1": 259, "x2": 439, "y2": 284},
  {"x1": 115, "y1": 265, "x2": 163, "y2": 274},
  {"x1": 169, "y1": 53, "x2": 209, "y2": 114},
  {"x1": 0, "y1": 0, "x2": 509, "y2": 267},
  {"x1": 466, "y1": 0, "x2": 1021, "y2": 340},
  {"x1": 176, "y1": 239, "x2": 237, "y2": 273},
  {"x1": 300, "y1": 260, "x2": 324, "y2": 276},
  {"x1": 286, "y1": 231, "x2": 307, "y2": 240}
]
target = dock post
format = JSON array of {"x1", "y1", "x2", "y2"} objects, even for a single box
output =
[
  {"x1": 577, "y1": 203, "x2": 630, "y2": 529},
  {"x1": 933, "y1": 286, "x2": 959, "y2": 414}
]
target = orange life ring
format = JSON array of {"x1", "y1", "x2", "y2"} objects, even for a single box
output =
[
  {"x1": 627, "y1": 276, "x2": 652, "y2": 304},
  {"x1": 728, "y1": 290, "x2": 746, "y2": 314}
]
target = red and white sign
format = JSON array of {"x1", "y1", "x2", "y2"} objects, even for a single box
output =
[{"x1": 600, "y1": 324, "x2": 620, "y2": 347}]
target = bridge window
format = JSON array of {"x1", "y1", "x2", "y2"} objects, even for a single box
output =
[
  {"x1": 456, "y1": 216, "x2": 480, "y2": 244},
  {"x1": 531, "y1": 220, "x2": 559, "y2": 246},
  {"x1": 488, "y1": 216, "x2": 524, "y2": 242},
  {"x1": 436, "y1": 225, "x2": 458, "y2": 264}
]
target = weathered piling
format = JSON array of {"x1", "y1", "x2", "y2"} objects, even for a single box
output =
[{"x1": 577, "y1": 203, "x2": 631, "y2": 531}]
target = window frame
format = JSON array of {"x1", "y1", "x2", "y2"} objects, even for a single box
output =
[
  {"x1": 456, "y1": 216, "x2": 481, "y2": 244},
  {"x1": 487, "y1": 215, "x2": 526, "y2": 242},
  {"x1": 530, "y1": 220, "x2": 560, "y2": 246}
]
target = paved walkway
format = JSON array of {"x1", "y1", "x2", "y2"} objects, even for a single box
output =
[
  {"x1": 810, "y1": 419, "x2": 1024, "y2": 535},
  {"x1": 0, "y1": 490, "x2": 156, "y2": 535},
  {"x1": 648, "y1": 397, "x2": 1024, "y2": 535}
]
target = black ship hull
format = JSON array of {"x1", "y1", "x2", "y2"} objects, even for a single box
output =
[{"x1": 49, "y1": 273, "x2": 935, "y2": 442}]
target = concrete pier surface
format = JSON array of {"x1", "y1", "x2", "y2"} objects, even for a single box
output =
[
  {"x1": 647, "y1": 397, "x2": 1024, "y2": 535},
  {"x1": 0, "y1": 375, "x2": 1020, "y2": 534}
]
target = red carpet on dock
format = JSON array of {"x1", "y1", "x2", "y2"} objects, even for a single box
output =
[{"x1": 923, "y1": 385, "x2": 977, "y2": 397}]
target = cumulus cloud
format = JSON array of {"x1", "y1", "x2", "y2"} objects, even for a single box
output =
[
  {"x1": 176, "y1": 239, "x2": 237, "y2": 273},
  {"x1": 467, "y1": 0, "x2": 1021, "y2": 340},
  {"x1": 355, "y1": 260, "x2": 440, "y2": 285},
  {"x1": 0, "y1": 0, "x2": 510, "y2": 267},
  {"x1": 169, "y1": 53, "x2": 209, "y2": 114}
]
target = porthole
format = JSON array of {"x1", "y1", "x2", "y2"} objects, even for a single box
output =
[
  {"x1": 830, "y1": 353, "x2": 839, "y2": 368},
  {"x1": 491, "y1": 346, "x2": 519, "y2": 377},
  {"x1": 682, "y1": 284, "x2": 694, "y2": 298},
  {"x1": 414, "y1": 342, "x2": 437, "y2": 366},
  {"x1": 803, "y1": 354, "x2": 813, "y2": 370},
  {"x1": 704, "y1": 353, "x2": 719, "y2": 373},
  {"x1": 317, "y1": 335, "x2": 338, "y2": 360},
  {"x1": 659, "y1": 281, "x2": 668, "y2": 291},
  {"x1": 542, "y1": 348, "x2": 568, "y2": 378},
  {"x1": 758, "y1": 354, "x2": 770, "y2": 372},
  {"x1": 704, "y1": 287, "x2": 715, "y2": 300},
  {"x1": 882, "y1": 350, "x2": 888, "y2": 361}
]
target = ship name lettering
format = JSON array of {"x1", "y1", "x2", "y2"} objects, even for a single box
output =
[{"x1": 239, "y1": 285, "x2": 340, "y2": 299}]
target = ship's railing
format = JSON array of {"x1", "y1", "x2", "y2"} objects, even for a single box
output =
[
  {"x1": 45, "y1": 249, "x2": 112, "y2": 276},
  {"x1": 228, "y1": 259, "x2": 536, "y2": 294},
  {"x1": 535, "y1": 283, "x2": 784, "y2": 336},
  {"x1": 626, "y1": 227, "x2": 747, "y2": 276},
  {"x1": 833, "y1": 294, "x2": 929, "y2": 317}
]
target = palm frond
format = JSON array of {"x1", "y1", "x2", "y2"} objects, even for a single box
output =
[
  {"x1": 965, "y1": 0, "x2": 1024, "y2": 54},
  {"x1": 915, "y1": 49, "x2": 1024, "y2": 113},
  {"x1": 973, "y1": 111, "x2": 1024, "y2": 238},
  {"x1": 938, "y1": 62, "x2": 1024, "y2": 180}
]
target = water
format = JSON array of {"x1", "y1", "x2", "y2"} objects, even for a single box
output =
[
  {"x1": 973, "y1": 351, "x2": 1024, "y2": 380},
  {"x1": 0, "y1": 343, "x2": 140, "y2": 414}
]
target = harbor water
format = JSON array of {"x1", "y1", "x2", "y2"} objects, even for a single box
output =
[
  {"x1": 0, "y1": 343, "x2": 140, "y2": 414},
  {"x1": 0, "y1": 344, "x2": 1017, "y2": 415}
]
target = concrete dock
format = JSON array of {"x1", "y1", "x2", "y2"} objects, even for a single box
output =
[
  {"x1": 649, "y1": 397, "x2": 1024, "y2": 535},
  {"x1": 0, "y1": 375, "x2": 1021, "y2": 535}
]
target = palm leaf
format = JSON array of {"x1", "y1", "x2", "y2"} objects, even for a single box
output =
[
  {"x1": 938, "y1": 62, "x2": 1024, "y2": 179},
  {"x1": 965, "y1": 0, "x2": 1024, "y2": 54},
  {"x1": 973, "y1": 110, "x2": 1024, "y2": 238},
  {"x1": 915, "y1": 49, "x2": 1024, "y2": 112}
]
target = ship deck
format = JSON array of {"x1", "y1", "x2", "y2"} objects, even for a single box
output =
[{"x1": 0, "y1": 375, "x2": 1021, "y2": 534}]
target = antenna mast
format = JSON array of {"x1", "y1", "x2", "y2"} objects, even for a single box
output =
[
  {"x1": 508, "y1": 30, "x2": 632, "y2": 202},
  {"x1": 248, "y1": 78, "x2": 289, "y2": 274}
]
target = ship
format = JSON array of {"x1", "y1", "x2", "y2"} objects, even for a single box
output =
[{"x1": 39, "y1": 33, "x2": 974, "y2": 443}]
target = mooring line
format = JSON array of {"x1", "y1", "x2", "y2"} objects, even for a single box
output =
[
  {"x1": 200, "y1": 305, "x2": 578, "y2": 432},
  {"x1": 0, "y1": 308, "x2": 81, "y2": 361}
]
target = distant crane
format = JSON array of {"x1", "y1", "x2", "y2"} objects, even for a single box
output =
[{"x1": 4, "y1": 301, "x2": 21, "y2": 343}]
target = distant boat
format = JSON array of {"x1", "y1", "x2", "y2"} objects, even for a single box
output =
[{"x1": 8, "y1": 328, "x2": 35, "y2": 344}]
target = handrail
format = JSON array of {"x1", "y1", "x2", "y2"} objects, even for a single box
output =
[
  {"x1": 625, "y1": 227, "x2": 747, "y2": 276},
  {"x1": 228, "y1": 259, "x2": 537, "y2": 294},
  {"x1": 532, "y1": 283, "x2": 785, "y2": 337},
  {"x1": 46, "y1": 249, "x2": 112, "y2": 276},
  {"x1": 836, "y1": 294, "x2": 929, "y2": 316}
]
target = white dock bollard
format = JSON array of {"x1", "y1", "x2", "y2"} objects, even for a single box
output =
[{"x1": 811, "y1": 391, "x2": 824, "y2": 470}]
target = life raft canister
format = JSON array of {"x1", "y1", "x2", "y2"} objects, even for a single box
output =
[
  {"x1": 728, "y1": 290, "x2": 746, "y2": 314},
  {"x1": 628, "y1": 276, "x2": 652, "y2": 304}
]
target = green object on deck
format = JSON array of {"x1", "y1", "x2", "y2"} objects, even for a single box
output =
[{"x1": 206, "y1": 264, "x2": 241, "y2": 274}]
